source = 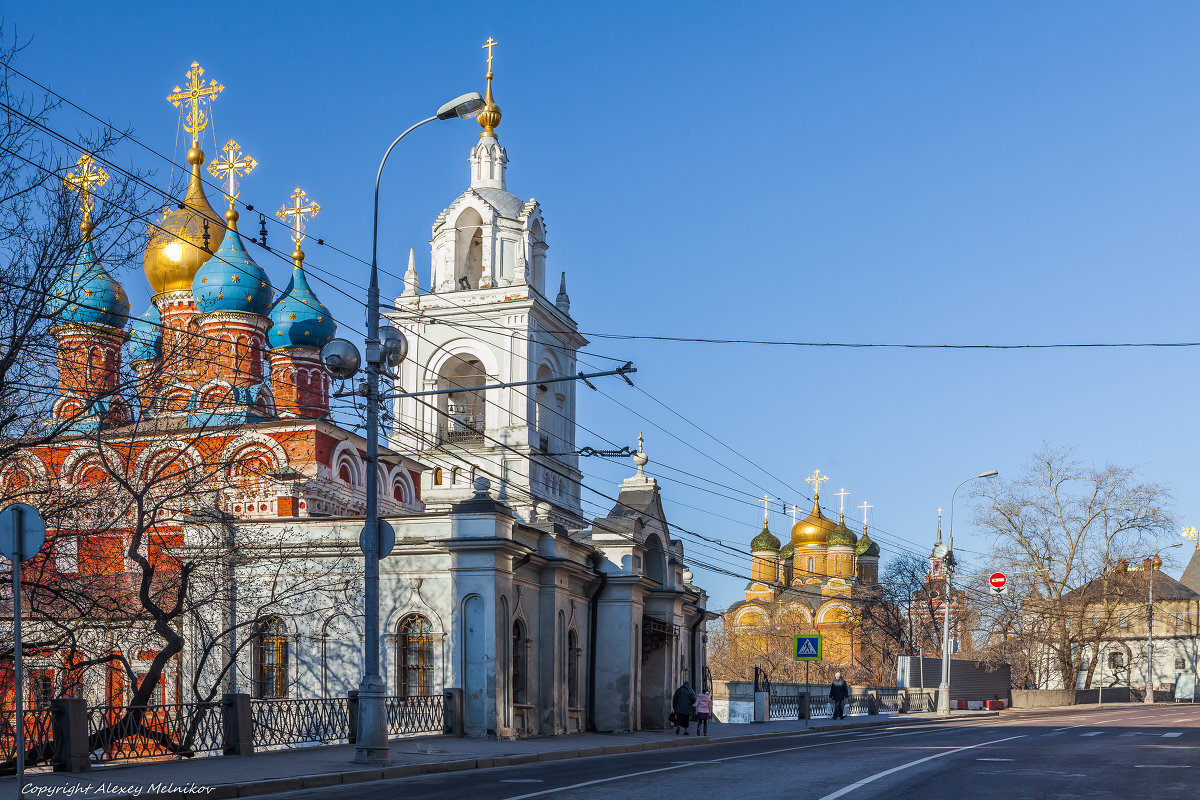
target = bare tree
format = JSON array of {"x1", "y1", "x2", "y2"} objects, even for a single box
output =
[{"x1": 971, "y1": 445, "x2": 1173, "y2": 689}]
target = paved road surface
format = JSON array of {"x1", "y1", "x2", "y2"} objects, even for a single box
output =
[{"x1": 270, "y1": 705, "x2": 1199, "y2": 800}]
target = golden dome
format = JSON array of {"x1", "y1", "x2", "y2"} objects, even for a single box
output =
[
  {"x1": 790, "y1": 496, "x2": 838, "y2": 548},
  {"x1": 144, "y1": 146, "x2": 227, "y2": 294}
]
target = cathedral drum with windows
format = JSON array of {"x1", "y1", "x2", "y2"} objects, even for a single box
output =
[{"x1": 725, "y1": 472, "x2": 880, "y2": 664}]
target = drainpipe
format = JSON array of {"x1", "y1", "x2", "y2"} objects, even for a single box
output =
[
  {"x1": 687, "y1": 601, "x2": 705, "y2": 688},
  {"x1": 586, "y1": 552, "x2": 608, "y2": 731}
]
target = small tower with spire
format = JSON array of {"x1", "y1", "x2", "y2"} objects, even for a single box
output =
[
  {"x1": 268, "y1": 189, "x2": 335, "y2": 418},
  {"x1": 750, "y1": 493, "x2": 782, "y2": 586},
  {"x1": 49, "y1": 154, "x2": 132, "y2": 430}
]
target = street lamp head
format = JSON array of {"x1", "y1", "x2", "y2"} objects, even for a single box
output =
[
  {"x1": 436, "y1": 92, "x2": 486, "y2": 121},
  {"x1": 320, "y1": 338, "x2": 361, "y2": 379},
  {"x1": 978, "y1": 470, "x2": 999, "y2": 479}
]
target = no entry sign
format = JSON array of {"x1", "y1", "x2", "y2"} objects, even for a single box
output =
[{"x1": 989, "y1": 572, "x2": 1008, "y2": 595}]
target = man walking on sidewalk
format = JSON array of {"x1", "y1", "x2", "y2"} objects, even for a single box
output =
[{"x1": 830, "y1": 672, "x2": 849, "y2": 720}]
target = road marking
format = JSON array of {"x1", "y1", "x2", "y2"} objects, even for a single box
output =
[
  {"x1": 1135, "y1": 765, "x2": 1191, "y2": 769},
  {"x1": 976, "y1": 757, "x2": 1014, "y2": 761},
  {"x1": 1162, "y1": 732, "x2": 1182, "y2": 738},
  {"x1": 498, "y1": 763, "x2": 702, "y2": 799},
  {"x1": 1081, "y1": 732, "x2": 1103, "y2": 737},
  {"x1": 814, "y1": 735, "x2": 1025, "y2": 800},
  {"x1": 500, "y1": 780, "x2": 546, "y2": 784}
]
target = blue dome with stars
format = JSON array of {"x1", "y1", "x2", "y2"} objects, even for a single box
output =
[
  {"x1": 48, "y1": 239, "x2": 130, "y2": 331},
  {"x1": 268, "y1": 259, "x2": 335, "y2": 350},
  {"x1": 192, "y1": 224, "x2": 273, "y2": 316},
  {"x1": 128, "y1": 304, "x2": 162, "y2": 363}
]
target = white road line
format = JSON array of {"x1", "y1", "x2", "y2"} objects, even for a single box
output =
[
  {"x1": 498, "y1": 763, "x2": 700, "y2": 800},
  {"x1": 1135, "y1": 765, "x2": 1191, "y2": 769},
  {"x1": 976, "y1": 757, "x2": 1014, "y2": 761},
  {"x1": 1162, "y1": 732, "x2": 1182, "y2": 738},
  {"x1": 1081, "y1": 732, "x2": 1103, "y2": 737},
  {"x1": 814, "y1": 735, "x2": 1026, "y2": 800}
]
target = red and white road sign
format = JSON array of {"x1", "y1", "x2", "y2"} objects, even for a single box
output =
[{"x1": 989, "y1": 572, "x2": 1007, "y2": 593}]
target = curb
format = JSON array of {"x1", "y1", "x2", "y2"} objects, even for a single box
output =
[{"x1": 118, "y1": 714, "x2": 996, "y2": 800}]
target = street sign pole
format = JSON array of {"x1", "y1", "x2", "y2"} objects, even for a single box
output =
[{"x1": 805, "y1": 661, "x2": 810, "y2": 726}]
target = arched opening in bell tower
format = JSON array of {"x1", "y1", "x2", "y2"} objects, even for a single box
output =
[
  {"x1": 455, "y1": 208, "x2": 484, "y2": 290},
  {"x1": 438, "y1": 354, "x2": 487, "y2": 444}
]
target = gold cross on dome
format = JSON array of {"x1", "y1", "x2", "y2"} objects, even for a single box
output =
[
  {"x1": 64, "y1": 154, "x2": 109, "y2": 221},
  {"x1": 834, "y1": 487, "x2": 850, "y2": 515},
  {"x1": 482, "y1": 37, "x2": 499, "y2": 73},
  {"x1": 1184, "y1": 526, "x2": 1199, "y2": 550},
  {"x1": 208, "y1": 139, "x2": 257, "y2": 200},
  {"x1": 167, "y1": 61, "x2": 223, "y2": 140},
  {"x1": 789, "y1": 504, "x2": 800, "y2": 524},
  {"x1": 805, "y1": 469, "x2": 827, "y2": 497},
  {"x1": 760, "y1": 493, "x2": 776, "y2": 522},
  {"x1": 277, "y1": 187, "x2": 320, "y2": 244},
  {"x1": 858, "y1": 500, "x2": 873, "y2": 526}
]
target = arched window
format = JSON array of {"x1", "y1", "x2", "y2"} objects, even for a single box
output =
[
  {"x1": 567, "y1": 629, "x2": 581, "y2": 708},
  {"x1": 398, "y1": 614, "x2": 435, "y2": 697},
  {"x1": 807, "y1": 557, "x2": 814, "y2": 574},
  {"x1": 434, "y1": 468, "x2": 443, "y2": 486},
  {"x1": 512, "y1": 619, "x2": 528, "y2": 704},
  {"x1": 254, "y1": 617, "x2": 289, "y2": 698}
]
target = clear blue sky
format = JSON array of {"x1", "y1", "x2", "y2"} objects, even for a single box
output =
[{"x1": 9, "y1": 1, "x2": 1200, "y2": 608}]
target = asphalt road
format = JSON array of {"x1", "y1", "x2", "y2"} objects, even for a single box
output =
[{"x1": 271, "y1": 705, "x2": 1199, "y2": 800}]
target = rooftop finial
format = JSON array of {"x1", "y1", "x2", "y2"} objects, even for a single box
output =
[
  {"x1": 759, "y1": 493, "x2": 776, "y2": 523},
  {"x1": 167, "y1": 61, "x2": 223, "y2": 148},
  {"x1": 805, "y1": 469, "x2": 828, "y2": 500},
  {"x1": 834, "y1": 487, "x2": 850, "y2": 517},
  {"x1": 402, "y1": 247, "x2": 420, "y2": 296},
  {"x1": 64, "y1": 154, "x2": 109, "y2": 237},
  {"x1": 477, "y1": 37, "x2": 503, "y2": 138},
  {"x1": 937, "y1": 507, "x2": 943, "y2": 544},
  {"x1": 277, "y1": 187, "x2": 320, "y2": 245},
  {"x1": 1184, "y1": 525, "x2": 1198, "y2": 551},
  {"x1": 208, "y1": 139, "x2": 256, "y2": 227},
  {"x1": 633, "y1": 431, "x2": 649, "y2": 476},
  {"x1": 858, "y1": 500, "x2": 873, "y2": 530}
]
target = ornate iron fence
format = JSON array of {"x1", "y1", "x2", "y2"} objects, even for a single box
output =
[
  {"x1": 0, "y1": 707, "x2": 56, "y2": 769},
  {"x1": 251, "y1": 697, "x2": 350, "y2": 750},
  {"x1": 385, "y1": 695, "x2": 444, "y2": 736},
  {"x1": 86, "y1": 703, "x2": 223, "y2": 762},
  {"x1": 769, "y1": 688, "x2": 910, "y2": 720}
]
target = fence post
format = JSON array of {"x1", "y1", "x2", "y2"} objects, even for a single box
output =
[
  {"x1": 443, "y1": 688, "x2": 464, "y2": 736},
  {"x1": 50, "y1": 697, "x2": 89, "y2": 773},
  {"x1": 347, "y1": 690, "x2": 359, "y2": 744},
  {"x1": 222, "y1": 693, "x2": 255, "y2": 756}
]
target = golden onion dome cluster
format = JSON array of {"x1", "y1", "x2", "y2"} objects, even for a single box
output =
[
  {"x1": 144, "y1": 146, "x2": 227, "y2": 294},
  {"x1": 790, "y1": 497, "x2": 839, "y2": 548}
]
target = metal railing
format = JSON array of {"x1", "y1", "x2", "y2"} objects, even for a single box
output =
[
  {"x1": 251, "y1": 697, "x2": 351, "y2": 750},
  {"x1": 0, "y1": 707, "x2": 56, "y2": 769},
  {"x1": 384, "y1": 694, "x2": 444, "y2": 736},
  {"x1": 86, "y1": 702, "x2": 223, "y2": 762},
  {"x1": 768, "y1": 687, "x2": 912, "y2": 720}
]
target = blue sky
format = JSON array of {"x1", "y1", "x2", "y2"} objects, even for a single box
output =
[{"x1": 9, "y1": 1, "x2": 1200, "y2": 607}]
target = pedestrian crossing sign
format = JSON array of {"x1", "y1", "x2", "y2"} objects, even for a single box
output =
[{"x1": 793, "y1": 635, "x2": 822, "y2": 661}]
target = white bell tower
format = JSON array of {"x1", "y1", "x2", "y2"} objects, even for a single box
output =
[{"x1": 386, "y1": 58, "x2": 585, "y2": 524}]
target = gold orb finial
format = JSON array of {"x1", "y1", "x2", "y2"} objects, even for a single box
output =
[{"x1": 477, "y1": 37, "x2": 502, "y2": 138}]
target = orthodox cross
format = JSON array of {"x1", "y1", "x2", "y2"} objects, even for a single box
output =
[
  {"x1": 482, "y1": 37, "x2": 499, "y2": 73},
  {"x1": 208, "y1": 139, "x2": 257, "y2": 201},
  {"x1": 1184, "y1": 526, "x2": 1199, "y2": 551},
  {"x1": 834, "y1": 487, "x2": 850, "y2": 516},
  {"x1": 64, "y1": 154, "x2": 109, "y2": 226},
  {"x1": 858, "y1": 500, "x2": 874, "y2": 526},
  {"x1": 760, "y1": 494, "x2": 776, "y2": 523},
  {"x1": 805, "y1": 469, "x2": 827, "y2": 498},
  {"x1": 638, "y1": 431, "x2": 644, "y2": 454},
  {"x1": 277, "y1": 188, "x2": 320, "y2": 244},
  {"x1": 167, "y1": 61, "x2": 223, "y2": 142},
  {"x1": 789, "y1": 504, "x2": 800, "y2": 525}
]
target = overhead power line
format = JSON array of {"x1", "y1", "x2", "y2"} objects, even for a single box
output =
[{"x1": 583, "y1": 333, "x2": 1200, "y2": 350}]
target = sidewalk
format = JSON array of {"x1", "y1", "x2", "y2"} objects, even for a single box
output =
[{"x1": 7, "y1": 711, "x2": 996, "y2": 799}]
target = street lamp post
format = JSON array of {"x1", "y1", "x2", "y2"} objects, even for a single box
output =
[
  {"x1": 937, "y1": 469, "x2": 999, "y2": 716},
  {"x1": 1144, "y1": 541, "x2": 1183, "y2": 705},
  {"x1": 353, "y1": 92, "x2": 484, "y2": 765}
]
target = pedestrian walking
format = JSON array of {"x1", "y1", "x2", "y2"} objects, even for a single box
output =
[
  {"x1": 672, "y1": 680, "x2": 697, "y2": 735},
  {"x1": 694, "y1": 690, "x2": 713, "y2": 736},
  {"x1": 829, "y1": 672, "x2": 849, "y2": 720}
]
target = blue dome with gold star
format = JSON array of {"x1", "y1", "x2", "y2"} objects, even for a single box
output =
[
  {"x1": 268, "y1": 256, "x2": 334, "y2": 350},
  {"x1": 192, "y1": 220, "x2": 272, "y2": 316},
  {"x1": 128, "y1": 304, "x2": 162, "y2": 363},
  {"x1": 48, "y1": 239, "x2": 130, "y2": 331}
]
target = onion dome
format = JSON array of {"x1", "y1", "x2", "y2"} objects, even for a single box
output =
[
  {"x1": 193, "y1": 208, "x2": 272, "y2": 315},
  {"x1": 790, "y1": 497, "x2": 838, "y2": 548},
  {"x1": 49, "y1": 239, "x2": 130, "y2": 331},
  {"x1": 827, "y1": 513, "x2": 858, "y2": 548},
  {"x1": 856, "y1": 529, "x2": 880, "y2": 558},
  {"x1": 750, "y1": 522, "x2": 781, "y2": 552},
  {"x1": 779, "y1": 542, "x2": 794, "y2": 560},
  {"x1": 128, "y1": 304, "x2": 162, "y2": 363},
  {"x1": 144, "y1": 146, "x2": 226, "y2": 294},
  {"x1": 268, "y1": 249, "x2": 335, "y2": 350}
]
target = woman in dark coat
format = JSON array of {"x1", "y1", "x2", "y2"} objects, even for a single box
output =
[{"x1": 672, "y1": 680, "x2": 697, "y2": 734}]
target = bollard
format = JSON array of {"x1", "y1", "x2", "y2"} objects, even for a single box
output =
[
  {"x1": 221, "y1": 693, "x2": 255, "y2": 756},
  {"x1": 867, "y1": 690, "x2": 879, "y2": 715},
  {"x1": 753, "y1": 690, "x2": 770, "y2": 723},
  {"x1": 51, "y1": 697, "x2": 89, "y2": 772},
  {"x1": 348, "y1": 690, "x2": 359, "y2": 744}
]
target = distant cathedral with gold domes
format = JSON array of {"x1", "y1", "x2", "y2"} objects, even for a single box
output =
[{"x1": 725, "y1": 470, "x2": 881, "y2": 662}]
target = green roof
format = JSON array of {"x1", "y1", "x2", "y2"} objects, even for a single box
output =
[{"x1": 750, "y1": 523, "x2": 781, "y2": 551}]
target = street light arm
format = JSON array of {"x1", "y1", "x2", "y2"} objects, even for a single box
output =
[{"x1": 370, "y1": 115, "x2": 438, "y2": 303}]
